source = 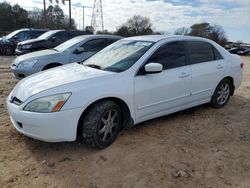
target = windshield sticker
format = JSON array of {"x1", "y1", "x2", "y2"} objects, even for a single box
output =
[{"x1": 134, "y1": 42, "x2": 153, "y2": 46}]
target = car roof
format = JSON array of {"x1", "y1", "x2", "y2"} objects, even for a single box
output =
[
  {"x1": 123, "y1": 35, "x2": 213, "y2": 43},
  {"x1": 71, "y1": 34, "x2": 123, "y2": 41}
]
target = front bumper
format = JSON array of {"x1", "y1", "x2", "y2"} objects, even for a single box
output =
[
  {"x1": 7, "y1": 99, "x2": 83, "y2": 142},
  {"x1": 10, "y1": 64, "x2": 37, "y2": 79}
]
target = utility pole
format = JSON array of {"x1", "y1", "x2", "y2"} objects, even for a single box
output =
[
  {"x1": 43, "y1": 0, "x2": 46, "y2": 28},
  {"x1": 63, "y1": 0, "x2": 72, "y2": 29},
  {"x1": 69, "y1": 0, "x2": 71, "y2": 28},
  {"x1": 82, "y1": 6, "x2": 85, "y2": 30}
]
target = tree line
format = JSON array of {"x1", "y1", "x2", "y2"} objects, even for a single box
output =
[
  {"x1": 0, "y1": 2, "x2": 228, "y2": 46},
  {"x1": 103, "y1": 15, "x2": 228, "y2": 46},
  {"x1": 0, "y1": 1, "x2": 76, "y2": 35}
]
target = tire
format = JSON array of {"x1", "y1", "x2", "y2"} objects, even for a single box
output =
[
  {"x1": 81, "y1": 100, "x2": 122, "y2": 149},
  {"x1": 210, "y1": 79, "x2": 233, "y2": 108},
  {"x1": 1, "y1": 45, "x2": 14, "y2": 56}
]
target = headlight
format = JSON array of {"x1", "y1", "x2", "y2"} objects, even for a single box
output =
[
  {"x1": 23, "y1": 93, "x2": 71, "y2": 113},
  {"x1": 17, "y1": 60, "x2": 38, "y2": 69},
  {"x1": 21, "y1": 44, "x2": 32, "y2": 49}
]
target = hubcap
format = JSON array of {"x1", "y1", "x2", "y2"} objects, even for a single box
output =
[
  {"x1": 217, "y1": 83, "x2": 230, "y2": 105},
  {"x1": 98, "y1": 109, "x2": 119, "y2": 142}
]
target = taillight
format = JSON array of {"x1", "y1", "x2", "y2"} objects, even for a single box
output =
[{"x1": 240, "y1": 63, "x2": 244, "y2": 69}]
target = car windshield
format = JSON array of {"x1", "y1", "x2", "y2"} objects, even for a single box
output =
[
  {"x1": 38, "y1": 30, "x2": 59, "y2": 40},
  {"x1": 5, "y1": 30, "x2": 23, "y2": 39},
  {"x1": 54, "y1": 37, "x2": 83, "y2": 52},
  {"x1": 83, "y1": 40, "x2": 154, "y2": 72}
]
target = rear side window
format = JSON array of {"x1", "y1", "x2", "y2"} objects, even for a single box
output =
[
  {"x1": 147, "y1": 41, "x2": 186, "y2": 70},
  {"x1": 82, "y1": 39, "x2": 109, "y2": 52},
  {"x1": 213, "y1": 47, "x2": 223, "y2": 60},
  {"x1": 187, "y1": 41, "x2": 215, "y2": 64}
]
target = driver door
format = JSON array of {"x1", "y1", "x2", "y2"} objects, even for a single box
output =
[
  {"x1": 134, "y1": 41, "x2": 191, "y2": 122},
  {"x1": 70, "y1": 38, "x2": 110, "y2": 63}
]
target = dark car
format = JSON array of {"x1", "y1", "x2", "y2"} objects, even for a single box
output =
[
  {"x1": 16, "y1": 30, "x2": 92, "y2": 55},
  {"x1": 228, "y1": 47, "x2": 246, "y2": 54},
  {"x1": 237, "y1": 48, "x2": 250, "y2": 55},
  {"x1": 0, "y1": 28, "x2": 48, "y2": 55}
]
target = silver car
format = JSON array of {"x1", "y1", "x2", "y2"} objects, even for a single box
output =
[{"x1": 11, "y1": 35, "x2": 122, "y2": 79}]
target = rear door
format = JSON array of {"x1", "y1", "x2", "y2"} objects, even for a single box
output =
[
  {"x1": 186, "y1": 41, "x2": 225, "y2": 101},
  {"x1": 134, "y1": 41, "x2": 191, "y2": 122}
]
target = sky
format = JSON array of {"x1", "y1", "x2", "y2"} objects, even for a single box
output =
[{"x1": 1, "y1": 0, "x2": 250, "y2": 43}]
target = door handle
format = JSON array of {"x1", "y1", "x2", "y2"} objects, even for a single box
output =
[
  {"x1": 216, "y1": 64, "x2": 224, "y2": 69},
  {"x1": 179, "y1": 72, "x2": 190, "y2": 78}
]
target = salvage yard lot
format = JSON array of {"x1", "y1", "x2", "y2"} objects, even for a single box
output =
[{"x1": 0, "y1": 56, "x2": 250, "y2": 188}]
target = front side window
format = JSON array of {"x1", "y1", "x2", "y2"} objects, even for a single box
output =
[
  {"x1": 83, "y1": 40, "x2": 153, "y2": 72},
  {"x1": 82, "y1": 39, "x2": 108, "y2": 52},
  {"x1": 147, "y1": 41, "x2": 186, "y2": 70},
  {"x1": 187, "y1": 41, "x2": 215, "y2": 64}
]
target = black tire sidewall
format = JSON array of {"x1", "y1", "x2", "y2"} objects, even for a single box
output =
[
  {"x1": 82, "y1": 101, "x2": 122, "y2": 149},
  {"x1": 95, "y1": 103, "x2": 121, "y2": 148},
  {"x1": 1, "y1": 45, "x2": 14, "y2": 56},
  {"x1": 211, "y1": 79, "x2": 232, "y2": 108}
]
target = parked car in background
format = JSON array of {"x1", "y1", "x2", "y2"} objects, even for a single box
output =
[
  {"x1": 7, "y1": 35, "x2": 243, "y2": 149},
  {"x1": 228, "y1": 47, "x2": 246, "y2": 54},
  {"x1": 11, "y1": 35, "x2": 122, "y2": 79},
  {"x1": 0, "y1": 28, "x2": 48, "y2": 55},
  {"x1": 237, "y1": 48, "x2": 250, "y2": 55},
  {"x1": 15, "y1": 30, "x2": 91, "y2": 55}
]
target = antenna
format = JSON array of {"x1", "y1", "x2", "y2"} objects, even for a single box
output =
[{"x1": 91, "y1": 0, "x2": 104, "y2": 32}]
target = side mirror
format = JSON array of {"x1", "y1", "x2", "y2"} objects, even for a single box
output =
[
  {"x1": 74, "y1": 47, "x2": 85, "y2": 54},
  {"x1": 144, "y1": 63, "x2": 163, "y2": 74}
]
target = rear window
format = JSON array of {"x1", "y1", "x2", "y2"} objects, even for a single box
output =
[{"x1": 187, "y1": 41, "x2": 215, "y2": 64}]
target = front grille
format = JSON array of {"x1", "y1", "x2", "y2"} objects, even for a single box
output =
[{"x1": 10, "y1": 96, "x2": 22, "y2": 105}]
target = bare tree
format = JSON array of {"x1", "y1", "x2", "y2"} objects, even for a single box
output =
[
  {"x1": 116, "y1": 15, "x2": 153, "y2": 37},
  {"x1": 189, "y1": 23, "x2": 228, "y2": 46}
]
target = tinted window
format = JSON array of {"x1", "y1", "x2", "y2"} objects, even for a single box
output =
[
  {"x1": 31, "y1": 31, "x2": 46, "y2": 38},
  {"x1": 147, "y1": 41, "x2": 186, "y2": 70},
  {"x1": 213, "y1": 47, "x2": 223, "y2": 60},
  {"x1": 106, "y1": 38, "x2": 119, "y2": 45},
  {"x1": 15, "y1": 31, "x2": 31, "y2": 41},
  {"x1": 187, "y1": 41, "x2": 215, "y2": 64},
  {"x1": 53, "y1": 31, "x2": 68, "y2": 41},
  {"x1": 82, "y1": 39, "x2": 109, "y2": 52}
]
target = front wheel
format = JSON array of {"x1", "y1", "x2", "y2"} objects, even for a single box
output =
[
  {"x1": 210, "y1": 79, "x2": 233, "y2": 108},
  {"x1": 1, "y1": 45, "x2": 14, "y2": 56},
  {"x1": 81, "y1": 100, "x2": 122, "y2": 149}
]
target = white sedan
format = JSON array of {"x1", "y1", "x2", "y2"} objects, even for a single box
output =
[{"x1": 7, "y1": 35, "x2": 243, "y2": 149}]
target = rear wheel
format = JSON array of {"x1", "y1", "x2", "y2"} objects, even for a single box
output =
[
  {"x1": 81, "y1": 100, "x2": 122, "y2": 149},
  {"x1": 210, "y1": 79, "x2": 232, "y2": 108},
  {"x1": 1, "y1": 45, "x2": 14, "y2": 56}
]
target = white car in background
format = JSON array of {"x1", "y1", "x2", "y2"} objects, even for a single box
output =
[
  {"x1": 7, "y1": 35, "x2": 243, "y2": 149},
  {"x1": 11, "y1": 35, "x2": 122, "y2": 79}
]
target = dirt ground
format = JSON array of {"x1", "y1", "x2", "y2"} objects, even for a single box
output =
[{"x1": 0, "y1": 56, "x2": 250, "y2": 188}]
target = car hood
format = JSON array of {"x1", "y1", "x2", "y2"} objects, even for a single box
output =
[
  {"x1": 11, "y1": 63, "x2": 113, "y2": 102},
  {"x1": 14, "y1": 49, "x2": 59, "y2": 63},
  {"x1": 18, "y1": 38, "x2": 44, "y2": 45}
]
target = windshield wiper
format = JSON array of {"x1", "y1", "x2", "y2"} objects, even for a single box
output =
[{"x1": 85, "y1": 64, "x2": 103, "y2": 70}]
